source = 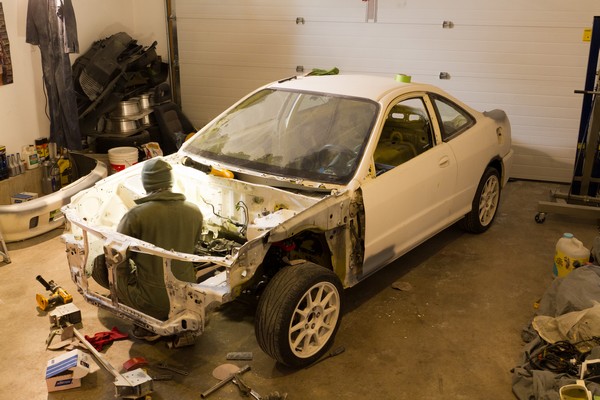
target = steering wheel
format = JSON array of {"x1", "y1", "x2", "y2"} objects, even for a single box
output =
[{"x1": 316, "y1": 144, "x2": 356, "y2": 175}]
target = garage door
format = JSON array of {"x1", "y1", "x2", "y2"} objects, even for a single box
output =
[{"x1": 175, "y1": 0, "x2": 600, "y2": 182}]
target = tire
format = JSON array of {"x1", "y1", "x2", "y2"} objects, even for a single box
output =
[
  {"x1": 461, "y1": 166, "x2": 501, "y2": 233},
  {"x1": 255, "y1": 262, "x2": 343, "y2": 368}
]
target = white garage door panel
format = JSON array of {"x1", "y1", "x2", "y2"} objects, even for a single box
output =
[
  {"x1": 378, "y1": 0, "x2": 597, "y2": 26},
  {"x1": 177, "y1": 0, "x2": 366, "y2": 22},
  {"x1": 176, "y1": 0, "x2": 600, "y2": 182}
]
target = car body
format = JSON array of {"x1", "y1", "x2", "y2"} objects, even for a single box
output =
[{"x1": 62, "y1": 74, "x2": 513, "y2": 367}]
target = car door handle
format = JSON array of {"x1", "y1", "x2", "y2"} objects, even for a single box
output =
[{"x1": 439, "y1": 156, "x2": 450, "y2": 168}]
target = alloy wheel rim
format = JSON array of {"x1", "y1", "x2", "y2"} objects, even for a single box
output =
[
  {"x1": 478, "y1": 175, "x2": 499, "y2": 226},
  {"x1": 289, "y1": 281, "x2": 340, "y2": 358}
]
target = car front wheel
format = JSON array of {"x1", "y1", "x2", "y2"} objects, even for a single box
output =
[
  {"x1": 461, "y1": 166, "x2": 501, "y2": 233},
  {"x1": 255, "y1": 262, "x2": 343, "y2": 368}
]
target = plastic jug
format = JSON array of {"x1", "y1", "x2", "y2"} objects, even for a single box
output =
[
  {"x1": 21, "y1": 145, "x2": 39, "y2": 169},
  {"x1": 553, "y1": 233, "x2": 590, "y2": 277}
]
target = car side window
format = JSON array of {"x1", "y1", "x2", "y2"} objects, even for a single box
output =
[
  {"x1": 433, "y1": 96, "x2": 475, "y2": 141},
  {"x1": 374, "y1": 97, "x2": 433, "y2": 175}
]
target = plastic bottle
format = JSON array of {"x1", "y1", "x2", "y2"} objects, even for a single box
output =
[
  {"x1": 15, "y1": 153, "x2": 25, "y2": 174},
  {"x1": 0, "y1": 146, "x2": 7, "y2": 180},
  {"x1": 553, "y1": 233, "x2": 590, "y2": 277},
  {"x1": 8, "y1": 154, "x2": 16, "y2": 177},
  {"x1": 22, "y1": 145, "x2": 39, "y2": 169}
]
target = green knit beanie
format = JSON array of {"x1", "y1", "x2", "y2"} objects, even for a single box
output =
[{"x1": 142, "y1": 157, "x2": 173, "y2": 192}]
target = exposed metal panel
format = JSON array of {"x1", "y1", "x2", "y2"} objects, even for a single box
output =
[{"x1": 175, "y1": 0, "x2": 600, "y2": 182}]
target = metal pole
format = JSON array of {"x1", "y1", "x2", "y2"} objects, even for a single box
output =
[{"x1": 165, "y1": 0, "x2": 182, "y2": 106}]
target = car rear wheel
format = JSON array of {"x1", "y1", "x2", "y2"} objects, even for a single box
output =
[
  {"x1": 461, "y1": 166, "x2": 501, "y2": 233},
  {"x1": 255, "y1": 262, "x2": 343, "y2": 368}
]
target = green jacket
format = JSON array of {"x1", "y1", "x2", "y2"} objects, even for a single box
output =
[{"x1": 115, "y1": 190, "x2": 203, "y2": 320}]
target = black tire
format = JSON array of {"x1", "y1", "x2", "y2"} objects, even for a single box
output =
[
  {"x1": 255, "y1": 262, "x2": 343, "y2": 368},
  {"x1": 461, "y1": 166, "x2": 501, "y2": 233}
]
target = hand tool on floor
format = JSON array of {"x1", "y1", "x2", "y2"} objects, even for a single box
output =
[
  {"x1": 201, "y1": 364, "x2": 251, "y2": 398},
  {"x1": 305, "y1": 345, "x2": 345, "y2": 368},
  {"x1": 155, "y1": 362, "x2": 189, "y2": 376},
  {"x1": 231, "y1": 371, "x2": 262, "y2": 399},
  {"x1": 48, "y1": 304, "x2": 153, "y2": 399},
  {"x1": 36, "y1": 275, "x2": 73, "y2": 311},
  {"x1": 227, "y1": 351, "x2": 253, "y2": 361}
]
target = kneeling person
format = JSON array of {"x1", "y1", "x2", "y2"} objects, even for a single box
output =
[{"x1": 93, "y1": 157, "x2": 203, "y2": 337}]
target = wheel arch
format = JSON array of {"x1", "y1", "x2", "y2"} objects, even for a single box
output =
[{"x1": 487, "y1": 156, "x2": 505, "y2": 187}]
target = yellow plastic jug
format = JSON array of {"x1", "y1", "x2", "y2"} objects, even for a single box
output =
[{"x1": 553, "y1": 233, "x2": 590, "y2": 277}]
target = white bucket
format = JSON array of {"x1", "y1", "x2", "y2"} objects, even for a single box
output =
[{"x1": 108, "y1": 146, "x2": 138, "y2": 173}]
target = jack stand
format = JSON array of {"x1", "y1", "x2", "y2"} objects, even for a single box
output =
[{"x1": 49, "y1": 304, "x2": 153, "y2": 399}]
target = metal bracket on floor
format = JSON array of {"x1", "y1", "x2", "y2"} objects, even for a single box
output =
[{"x1": 0, "y1": 228, "x2": 10, "y2": 264}]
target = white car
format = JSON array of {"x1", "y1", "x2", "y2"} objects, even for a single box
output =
[{"x1": 62, "y1": 74, "x2": 513, "y2": 367}]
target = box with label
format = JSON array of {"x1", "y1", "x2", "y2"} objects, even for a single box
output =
[
  {"x1": 46, "y1": 349, "x2": 91, "y2": 392},
  {"x1": 10, "y1": 191, "x2": 38, "y2": 204}
]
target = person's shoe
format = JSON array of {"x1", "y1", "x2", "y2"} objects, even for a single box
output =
[{"x1": 131, "y1": 326, "x2": 161, "y2": 342}]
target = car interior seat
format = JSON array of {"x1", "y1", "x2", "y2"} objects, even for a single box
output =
[{"x1": 152, "y1": 83, "x2": 196, "y2": 155}]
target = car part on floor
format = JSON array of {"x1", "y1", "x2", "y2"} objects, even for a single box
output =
[
  {"x1": 49, "y1": 304, "x2": 154, "y2": 399},
  {"x1": 226, "y1": 351, "x2": 253, "y2": 360},
  {"x1": 0, "y1": 154, "x2": 106, "y2": 242}
]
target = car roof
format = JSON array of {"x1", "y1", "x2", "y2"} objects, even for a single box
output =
[{"x1": 269, "y1": 74, "x2": 437, "y2": 102}]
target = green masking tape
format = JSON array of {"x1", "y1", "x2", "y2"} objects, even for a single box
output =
[{"x1": 395, "y1": 74, "x2": 411, "y2": 83}]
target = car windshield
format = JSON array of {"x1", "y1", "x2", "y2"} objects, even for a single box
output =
[{"x1": 184, "y1": 88, "x2": 378, "y2": 185}]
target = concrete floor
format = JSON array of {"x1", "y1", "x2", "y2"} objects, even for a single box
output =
[{"x1": 1, "y1": 179, "x2": 598, "y2": 400}]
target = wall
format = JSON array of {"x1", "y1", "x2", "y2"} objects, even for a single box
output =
[{"x1": 0, "y1": 0, "x2": 167, "y2": 156}]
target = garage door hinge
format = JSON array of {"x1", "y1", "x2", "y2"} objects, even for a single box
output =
[{"x1": 442, "y1": 20, "x2": 455, "y2": 29}]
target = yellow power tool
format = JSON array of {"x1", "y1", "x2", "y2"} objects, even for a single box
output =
[{"x1": 35, "y1": 275, "x2": 73, "y2": 311}]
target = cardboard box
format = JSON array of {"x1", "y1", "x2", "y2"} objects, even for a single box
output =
[
  {"x1": 46, "y1": 349, "x2": 91, "y2": 392},
  {"x1": 10, "y1": 191, "x2": 38, "y2": 204}
]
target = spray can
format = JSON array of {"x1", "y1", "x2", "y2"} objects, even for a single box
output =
[{"x1": 553, "y1": 233, "x2": 590, "y2": 277}]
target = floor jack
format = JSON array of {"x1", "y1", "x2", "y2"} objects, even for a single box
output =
[{"x1": 48, "y1": 303, "x2": 153, "y2": 399}]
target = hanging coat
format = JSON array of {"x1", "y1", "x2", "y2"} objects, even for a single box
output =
[{"x1": 26, "y1": 0, "x2": 82, "y2": 150}]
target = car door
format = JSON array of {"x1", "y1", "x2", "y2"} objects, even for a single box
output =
[{"x1": 360, "y1": 94, "x2": 457, "y2": 276}]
